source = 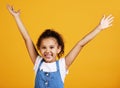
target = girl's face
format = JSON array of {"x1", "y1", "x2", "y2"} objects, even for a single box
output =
[{"x1": 39, "y1": 37, "x2": 61, "y2": 63}]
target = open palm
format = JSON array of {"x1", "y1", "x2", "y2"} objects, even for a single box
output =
[
  {"x1": 100, "y1": 15, "x2": 114, "y2": 30},
  {"x1": 7, "y1": 5, "x2": 20, "y2": 17}
]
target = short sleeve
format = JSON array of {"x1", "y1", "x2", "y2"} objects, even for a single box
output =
[
  {"x1": 59, "y1": 58, "x2": 68, "y2": 82},
  {"x1": 33, "y1": 56, "x2": 42, "y2": 75}
]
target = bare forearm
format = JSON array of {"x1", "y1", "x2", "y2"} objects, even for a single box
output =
[
  {"x1": 65, "y1": 26, "x2": 102, "y2": 67},
  {"x1": 78, "y1": 25, "x2": 102, "y2": 47},
  {"x1": 14, "y1": 16, "x2": 30, "y2": 41}
]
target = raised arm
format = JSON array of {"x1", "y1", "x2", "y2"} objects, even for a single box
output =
[
  {"x1": 7, "y1": 5, "x2": 39, "y2": 64},
  {"x1": 65, "y1": 15, "x2": 114, "y2": 69}
]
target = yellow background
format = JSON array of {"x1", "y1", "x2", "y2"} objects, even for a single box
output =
[{"x1": 0, "y1": 0, "x2": 120, "y2": 88}]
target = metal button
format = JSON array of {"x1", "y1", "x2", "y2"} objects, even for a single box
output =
[
  {"x1": 45, "y1": 81, "x2": 48, "y2": 85},
  {"x1": 46, "y1": 73, "x2": 49, "y2": 76},
  {"x1": 45, "y1": 72, "x2": 49, "y2": 77}
]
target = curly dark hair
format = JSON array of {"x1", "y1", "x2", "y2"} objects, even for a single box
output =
[{"x1": 36, "y1": 29, "x2": 64, "y2": 58}]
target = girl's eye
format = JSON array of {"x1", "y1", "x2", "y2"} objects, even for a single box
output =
[
  {"x1": 41, "y1": 47, "x2": 46, "y2": 49},
  {"x1": 50, "y1": 46, "x2": 54, "y2": 49}
]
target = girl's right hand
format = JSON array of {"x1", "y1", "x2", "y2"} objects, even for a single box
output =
[{"x1": 7, "y1": 5, "x2": 20, "y2": 17}]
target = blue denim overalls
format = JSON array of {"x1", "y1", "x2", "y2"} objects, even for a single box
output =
[{"x1": 35, "y1": 60, "x2": 64, "y2": 88}]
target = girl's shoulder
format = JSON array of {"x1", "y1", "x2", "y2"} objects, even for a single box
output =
[{"x1": 58, "y1": 57, "x2": 65, "y2": 65}]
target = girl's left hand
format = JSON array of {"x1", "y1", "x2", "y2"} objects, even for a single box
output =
[{"x1": 99, "y1": 14, "x2": 114, "y2": 30}]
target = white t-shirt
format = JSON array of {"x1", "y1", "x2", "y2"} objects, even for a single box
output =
[{"x1": 33, "y1": 56, "x2": 68, "y2": 83}]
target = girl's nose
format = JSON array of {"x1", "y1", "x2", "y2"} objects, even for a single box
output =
[{"x1": 46, "y1": 48, "x2": 50, "y2": 52}]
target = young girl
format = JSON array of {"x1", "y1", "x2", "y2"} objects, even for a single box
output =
[{"x1": 7, "y1": 5, "x2": 114, "y2": 88}]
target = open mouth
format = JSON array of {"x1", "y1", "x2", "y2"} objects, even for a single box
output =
[{"x1": 44, "y1": 53, "x2": 52, "y2": 59}]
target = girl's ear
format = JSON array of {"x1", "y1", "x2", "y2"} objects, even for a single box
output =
[{"x1": 57, "y1": 46, "x2": 61, "y2": 54}]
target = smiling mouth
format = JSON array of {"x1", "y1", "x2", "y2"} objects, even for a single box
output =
[{"x1": 44, "y1": 54, "x2": 52, "y2": 58}]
